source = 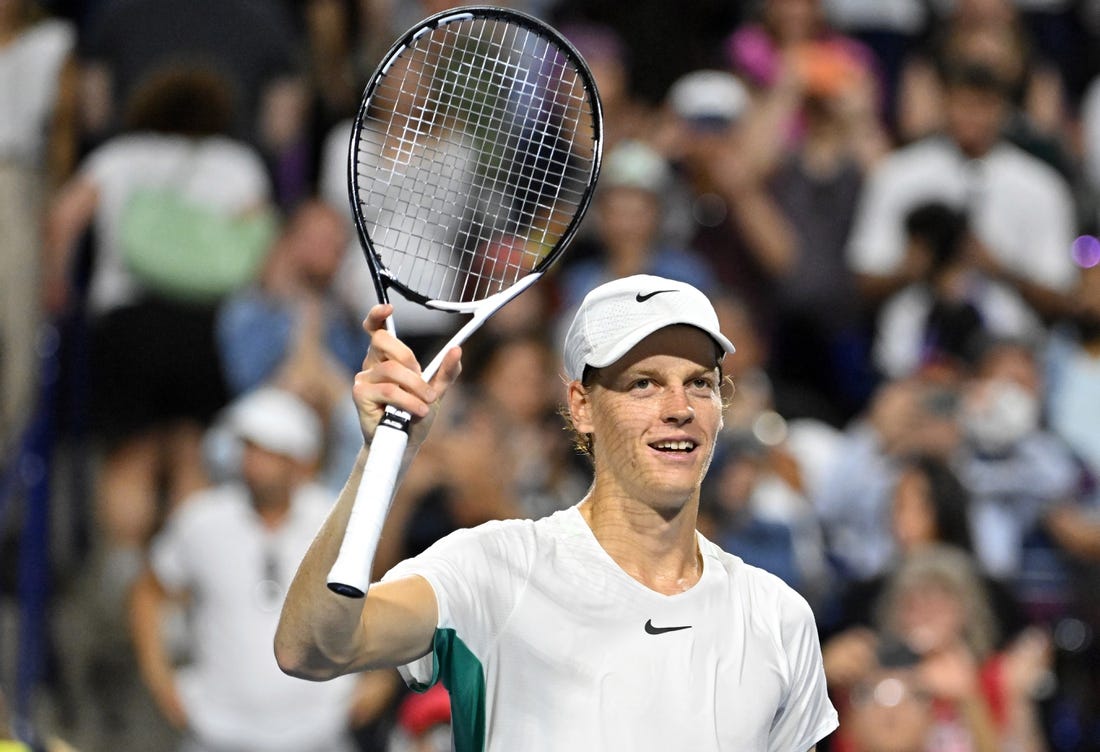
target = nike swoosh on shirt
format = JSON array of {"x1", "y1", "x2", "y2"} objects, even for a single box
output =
[
  {"x1": 644, "y1": 619, "x2": 692, "y2": 635},
  {"x1": 635, "y1": 290, "x2": 677, "y2": 302}
]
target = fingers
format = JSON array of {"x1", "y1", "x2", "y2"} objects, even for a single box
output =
[
  {"x1": 354, "y1": 308, "x2": 461, "y2": 423},
  {"x1": 363, "y1": 303, "x2": 393, "y2": 336},
  {"x1": 354, "y1": 361, "x2": 437, "y2": 419},
  {"x1": 429, "y1": 347, "x2": 463, "y2": 394},
  {"x1": 360, "y1": 304, "x2": 422, "y2": 377}
]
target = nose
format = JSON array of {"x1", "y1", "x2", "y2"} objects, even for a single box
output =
[{"x1": 662, "y1": 388, "x2": 695, "y2": 426}]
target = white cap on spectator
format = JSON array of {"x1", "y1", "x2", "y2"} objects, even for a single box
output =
[
  {"x1": 667, "y1": 69, "x2": 749, "y2": 124},
  {"x1": 601, "y1": 140, "x2": 671, "y2": 194},
  {"x1": 563, "y1": 275, "x2": 735, "y2": 381},
  {"x1": 230, "y1": 387, "x2": 322, "y2": 463}
]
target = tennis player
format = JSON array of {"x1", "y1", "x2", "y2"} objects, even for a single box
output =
[{"x1": 276, "y1": 275, "x2": 838, "y2": 750}]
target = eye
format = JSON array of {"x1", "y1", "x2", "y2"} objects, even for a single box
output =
[
  {"x1": 692, "y1": 376, "x2": 716, "y2": 392},
  {"x1": 631, "y1": 378, "x2": 653, "y2": 391}
]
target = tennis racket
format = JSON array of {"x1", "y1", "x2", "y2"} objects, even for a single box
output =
[{"x1": 327, "y1": 6, "x2": 603, "y2": 597}]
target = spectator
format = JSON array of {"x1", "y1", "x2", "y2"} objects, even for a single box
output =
[
  {"x1": 895, "y1": 0, "x2": 1070, "y2": 174},
  {"x1": 559, "y1": 22, "x2": 655, "y2": 153},
  {"x1": 0, "y1": 0, "x2": 77, "y2": 450},
  {"x1": 215, "y1": 199, "x2": 367, "y2": 491},
  {"x1": 1077, "y1": 75, "x2": 1100, "y2": 230},
  {"x1": 388, "y1": 683, "x2": 451, "y2": 752},
  {"x1": 43, "y1": 66, "x2": 276, "y2": 616},
  {"x1": 557, "y1": 139, "x2": 716, "y2": 310},
  {"x1": 77, "y1": 0, "x2": 308, "y2": 206},
  {"x1": 459, "y1": 329, "x2": 588, "y2": 521},
  {"x1": 872, "y1": 201, "x2": 1042, "y2": 380},
  {"x1": 819, "y1": 0, "x2": 930, "y2": 128},
  {"x1": 660, "y1": 69, "x2": 797, "y2": 341},
  {"x1": 955, "y1": 336, "x2": 1082, "y2": 619},
  {"x1": 846, "y1": 59, "x2": 1078, "y2": 322},
  {"x1": 1045, "y1": 261, "x2": 1100, "y2": 493},
  {"x1": 724, "y1": 0, "x2": 886, "y2": 162},
  {"x1": 842, "y1": 654, "x2": 935, "y2": 752},
  {"x1": 699, "y1": 428, "x2": 831, "y2": 605},
  {"x1": 826, "y1": 453, "x2": 1029, "y2": 647},
  {"x1": 825, "y1": 545, "x2": 1053, "y2": 752},
  {"x1": 814, "y1": 373, "x2": 962, "y2": 581},
  {"x1": 763, "y1": 38, "x2": 885, "y2": 423},
  {"x1": 129, "y1": 387, "x2": 377, "y2": 752}
]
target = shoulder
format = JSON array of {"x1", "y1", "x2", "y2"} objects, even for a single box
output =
[
  {"x1": 874, "y1": 137, "x2": 954, "y2": 179},
  {"x1": 703, "y1": 536, "x2": 816, "y2": 626},
  {"x1": 22, "y1": 17, "x2": 76, "y2": 56},
  {"x1": 392, "y1": 515, "x2": 541, "y2": 574},
  {"x1": 199, "y1": 136, "x2": 268, "y2": 171},
  {"x1": 432, "y1": 515, "x2": 543, "y2": 558},
  {"x1": 989, "y1": 143, "x2": 1071, "y2": 195},
  {"x1": 166, "y1": 483, "x2": 249, "y2": 534},
  {"x1": 82, "y1": 133, "x2": 168, "y2": 170}
]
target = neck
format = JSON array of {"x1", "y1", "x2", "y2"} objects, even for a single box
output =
[
  {"x1": 578, "y1": 489, "x2": 702, "y2": 595},
  {"x1": 251, "y1": 489, "x2": 292, "y2": 530}
]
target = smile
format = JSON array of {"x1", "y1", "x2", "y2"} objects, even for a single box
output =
[{"x1": 650, "y1": 440, "x2": 697, "y2": 452}]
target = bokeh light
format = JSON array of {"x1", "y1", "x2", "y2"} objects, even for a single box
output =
[{"x1": 1072, "y1": 235, "x2": 1100, "y2": 268}]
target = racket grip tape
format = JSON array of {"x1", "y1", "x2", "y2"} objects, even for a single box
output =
[{"x1": 326, "y1": 414, "x2": 410, "y2": 598}]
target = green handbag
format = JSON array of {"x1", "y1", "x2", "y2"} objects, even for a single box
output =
[{"x1": 119, "y1": 186, "x2": 277, "y2": 304}]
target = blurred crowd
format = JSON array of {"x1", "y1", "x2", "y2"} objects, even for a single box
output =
[{"x1": 4, "y1": 0, "x2": 1100, "y2": 750}]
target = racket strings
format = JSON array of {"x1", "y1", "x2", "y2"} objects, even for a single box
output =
[{"x1": 354, "y1": 15, "x2": 598, "y2": 304}]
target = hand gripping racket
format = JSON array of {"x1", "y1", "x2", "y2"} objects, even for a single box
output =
[{"x1": 327, "y1": 6, "x2": 603, "y2": 597}]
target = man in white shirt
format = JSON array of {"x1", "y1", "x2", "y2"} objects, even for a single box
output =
[
  {"x1": 275, "y1": 275, "x2": 838, "y2": 750},
  {"x1": 846, "y1": 60, "x2": 1078, "y2": 321},
  {"x1": 130, "y1": 387, "x2": 375, "y2": 752}
]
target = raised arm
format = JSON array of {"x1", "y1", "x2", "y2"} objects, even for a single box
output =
[{"x1": 274, "y1": 304, "x2": 462, "y2": 680}]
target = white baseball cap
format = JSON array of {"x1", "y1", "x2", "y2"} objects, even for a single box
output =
[
  {"x1": 229, "y1": 387, "x2": 322, "y2": 463},
  {"x1": 563, "y1": 275, "x2": 735, "y2": 381},
  {"x1": 667, "y1": 69, "x2": 749, "y2": 125}
]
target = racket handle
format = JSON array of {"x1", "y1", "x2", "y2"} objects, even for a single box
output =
[{"x1": 326, "y1": 412, "x2": 410, "y2": 598}]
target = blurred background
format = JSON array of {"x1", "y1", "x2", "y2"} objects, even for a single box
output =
[{"x1": 3, "y1": 0, "x2": 1100, "y2": 750}]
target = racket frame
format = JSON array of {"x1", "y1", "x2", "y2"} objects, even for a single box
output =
[{"x1": 328, "y1": 6, "x2": 603, "y2": 598}]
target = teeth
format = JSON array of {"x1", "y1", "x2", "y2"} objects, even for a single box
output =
[{"x1": 653, "y1": 440, "x2": 694, "y2": 451}]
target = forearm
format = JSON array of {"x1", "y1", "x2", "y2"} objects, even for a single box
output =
[
  {"x1": 958, "y1": 693, "x2": 1000, "y2": 752},
  {"x1": 128, "y1": 571, "x2": 186, "y2": 727},
  {"x1": 1004, "y1": 695, "x2": 1049, "y2": 752},
  {"x1": 276, "y1": 447, "x2": 374, "y2": 679},
  {"x1": 727, "y1": 187, "x2": 796, "y2": 278},
  {"x1": 277, "y1": 442, "x2": 441, "y2": 681},
  {"x1": 276, "y1": 313, "x2": 460, "y2": 679}
]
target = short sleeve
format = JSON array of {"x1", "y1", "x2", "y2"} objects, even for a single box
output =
[
  {"x1": 148, "y1": 511, "x2": 194, "y2": 594},
  {"x1": 845, "y1": 159, "x2": 907, "y2": 277},
  {"x1": 768, "y1": 593, "x2": 839, "y2": 752},
  {"x1": 381, "y1": 520, "x2": 534, "y2": 689}
]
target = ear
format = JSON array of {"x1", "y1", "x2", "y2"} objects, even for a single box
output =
[{"x1": 567, "y1": 380, "x2": 594, "y2": 435}]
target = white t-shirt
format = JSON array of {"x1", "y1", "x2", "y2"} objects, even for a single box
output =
[
  {"x1": 0, "y1": 18, "x2": 74, "y2": 166},
  {"x1": 1079, "y1": 74, "x2": 1100, "y2": 203},
  {"x1": 151, "y1": 482, "x2": 357, "y2": 752},
  {"x1": 846, "y1": 137, "x2": 1078, "y2": 294},
  {"x1": 383, "y1": 506, "x2": 838, "y2": 752},
  {"x1": 873, "y1": 279, "x2": 1043, "y2": 379},
  {"x1": 79, "y1": 133, "x2": 272, "y2": 314}
]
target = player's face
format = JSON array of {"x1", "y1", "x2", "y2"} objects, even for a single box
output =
[{"x1": 572, "y1": 326, "x2": 724, "y2": 512}]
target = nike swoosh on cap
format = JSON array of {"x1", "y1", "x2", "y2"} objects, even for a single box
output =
[{"x1": 635, "y1": 289, "x2": 677, "y2": 302}]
